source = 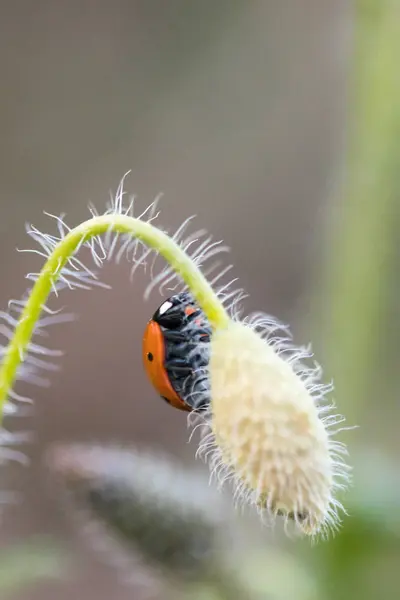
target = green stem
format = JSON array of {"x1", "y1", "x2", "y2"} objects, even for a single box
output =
[
  {"x1": 317, "y1": 0, "x2": 400, "y2": 424},
  {"x1": 0, "y1": 215, "x2": 229, "y2": 417}
]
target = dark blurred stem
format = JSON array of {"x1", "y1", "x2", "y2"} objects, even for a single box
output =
[{"x1": 316, "y1": 0, "x2": 400, "y2": 426}]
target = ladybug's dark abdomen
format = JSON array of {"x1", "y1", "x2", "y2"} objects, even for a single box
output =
[
  {"x1": 165, "y1": 337, "x2": 210, "y2": 411},
  {"x1": 165, "y1": 327, "x2": 211, "y2": 410},
  {"x1": 152, "y1": 292, "x2": 212, "y2": 411}
]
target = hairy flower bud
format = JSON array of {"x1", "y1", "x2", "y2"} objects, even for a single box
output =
[{"x1": 199, "y1": 318, "x2": 350, "y2": 538}]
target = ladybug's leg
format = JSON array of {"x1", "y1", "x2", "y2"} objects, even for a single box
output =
[
  {"x1": 167, "y1": 359, "x2": 193, "y2": 374},
  {"x1": 163, "y1": 331, "x2": 187, "y2": 343},
  {"x1": 184, "y1": 373, "x2": 210, "y2": 411}
]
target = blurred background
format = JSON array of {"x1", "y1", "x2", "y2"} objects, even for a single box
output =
[{"x1": 0, "y1": 0, "x2": 399, "y2": 598}]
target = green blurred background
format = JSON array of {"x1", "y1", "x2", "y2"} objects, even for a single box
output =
[{"x1": 0, "y1": 0, "x2": 399, "y2": 598}]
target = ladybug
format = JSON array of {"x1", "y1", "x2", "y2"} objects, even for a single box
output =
[{"x1": 142, "y1": 292, "x2": 212, "y2": 412}]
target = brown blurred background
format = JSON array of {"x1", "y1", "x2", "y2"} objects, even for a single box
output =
[{"x1": 3, "y1": 1, "x2": 397, "y2": 599}]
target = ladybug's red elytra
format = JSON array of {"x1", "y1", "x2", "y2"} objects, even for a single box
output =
[{"x1": 142, "y1": 292, "x2": 211, "y2": 412}]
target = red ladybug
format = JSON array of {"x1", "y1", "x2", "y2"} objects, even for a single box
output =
[{"x1": 142, "y1": 292, "x2": 211, "y2": 411}]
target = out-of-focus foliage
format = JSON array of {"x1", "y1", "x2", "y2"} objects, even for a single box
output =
[
  {"x1": 318, "y1": 0, "x2": 400, "y2": 425},
  {"x1": 309, "y1": 451, "x2": 400, "y2": 600},
  {"x1": 0, "y1": 538, "x2": 65, "y2": 597},
  {"x1": 309, "y1": 0, "x2": 400, "y2": 599}
]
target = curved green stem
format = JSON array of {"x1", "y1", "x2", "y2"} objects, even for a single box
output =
[{"x1": 0, "y1": 215, "x2": 230, "y2": 417}]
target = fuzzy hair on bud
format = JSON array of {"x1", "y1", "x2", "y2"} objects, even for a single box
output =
[{"x1": 196, "y1": 318, "x2": 351, "y2": 539}]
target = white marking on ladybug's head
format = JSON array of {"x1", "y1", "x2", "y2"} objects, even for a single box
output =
[{"x1": 158, "y1": 300, "x2": 173, "y2": 315}]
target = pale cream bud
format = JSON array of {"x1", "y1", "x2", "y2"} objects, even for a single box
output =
[{"x1": 199, "y1": 318, "x2": 350, "y2": 538}]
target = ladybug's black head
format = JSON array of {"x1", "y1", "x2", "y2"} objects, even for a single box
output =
[{"x1": 153, "y1": 292, "x2": 196, "y2": 330}]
